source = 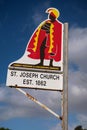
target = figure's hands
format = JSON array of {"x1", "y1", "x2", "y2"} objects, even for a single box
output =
[
  {"x1": 50, "y1": 53, "x2": 55, "y2": 56},
  {"x1": 41, "y1": 23, "x2": 51, "y2": 33}
]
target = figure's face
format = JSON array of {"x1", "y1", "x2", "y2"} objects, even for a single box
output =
[{"x1": 49, "y1": 14, "x2": 56, "y2": 22}]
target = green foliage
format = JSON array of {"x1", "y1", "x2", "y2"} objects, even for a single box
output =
[
  {"x1": 74, "y1": 125, "x2": 87, "y2": 130},
  {"x1": 0, "y1": 128, "x2": 11, "y2": 130},
  {"x1": 75, "y1": 125, "x2": 83, "y2": 130}
]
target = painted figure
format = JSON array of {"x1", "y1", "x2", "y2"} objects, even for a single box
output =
[{"x1": 27, "y1": 8, "x2": 63, "y2": 66}]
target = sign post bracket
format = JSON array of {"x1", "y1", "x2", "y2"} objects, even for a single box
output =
[{"x1": 15, "y1": 87, "x2": 62, "y2": 120}]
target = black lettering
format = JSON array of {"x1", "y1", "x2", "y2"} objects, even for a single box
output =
[
  {"x1": 35, "y1": 80, "x2": 46, "y2": 86},
  {"x1": 23, "y1": 79, "x2": 32, "y2": 85},
  {"x1": 20, "y1": 72, "x2": 38, "y2": 78},
  {"x1": 40, "y1": 74, "x2": 59, "y2": 80},
  {"x1": 10, "y1": 71, "x2": 17, "y2": 76}
]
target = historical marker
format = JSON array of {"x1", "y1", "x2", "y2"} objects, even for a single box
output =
[{"x1": 6, "y1": 7, "x2": 63, "y2": 91}]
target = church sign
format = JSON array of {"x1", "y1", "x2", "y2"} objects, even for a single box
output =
[{"x1": 6, "y1": 8, "x2": 63, "y2": 91}]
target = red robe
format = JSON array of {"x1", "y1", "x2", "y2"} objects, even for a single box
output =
[{"x1": 27, "y1": 19, "x2": 63, "y2": 62}]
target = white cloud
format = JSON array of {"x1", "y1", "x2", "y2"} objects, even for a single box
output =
[
  {"x1": 0, "y1": 84, "x2": 61, "y2": 121},
  {"x1": 68, "y1": 27, "x2": 87, "y2": 115},
  {"x1": 69, "y1": 27, "x2": 87, "y2": 72},
  {"x1": 68, "y1": 26, "x2": 87, "y2": 128},
  {"x1": 77, "y1": 114, "x2": 87, "y2": 129}
]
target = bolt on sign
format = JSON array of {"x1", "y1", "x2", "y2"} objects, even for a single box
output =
[{"x1": 6, "y1": 8, "x2": 64, "y2": 91}]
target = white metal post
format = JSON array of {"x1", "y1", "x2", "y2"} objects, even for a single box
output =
[{"x1": 62, "y1": 23, "x2": 68, "y2": 130}]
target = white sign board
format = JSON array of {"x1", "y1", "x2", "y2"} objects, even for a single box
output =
[
  {"x1": 6, "y1": 68, "x2": 63, "y2": 91},
  {"x1": 6, "y1": 8, "x2": 63, "y2": 91}
]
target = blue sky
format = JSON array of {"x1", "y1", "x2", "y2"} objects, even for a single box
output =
[{"x1": 0, "y1": 0, "x2": 87, "y2": 130}]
